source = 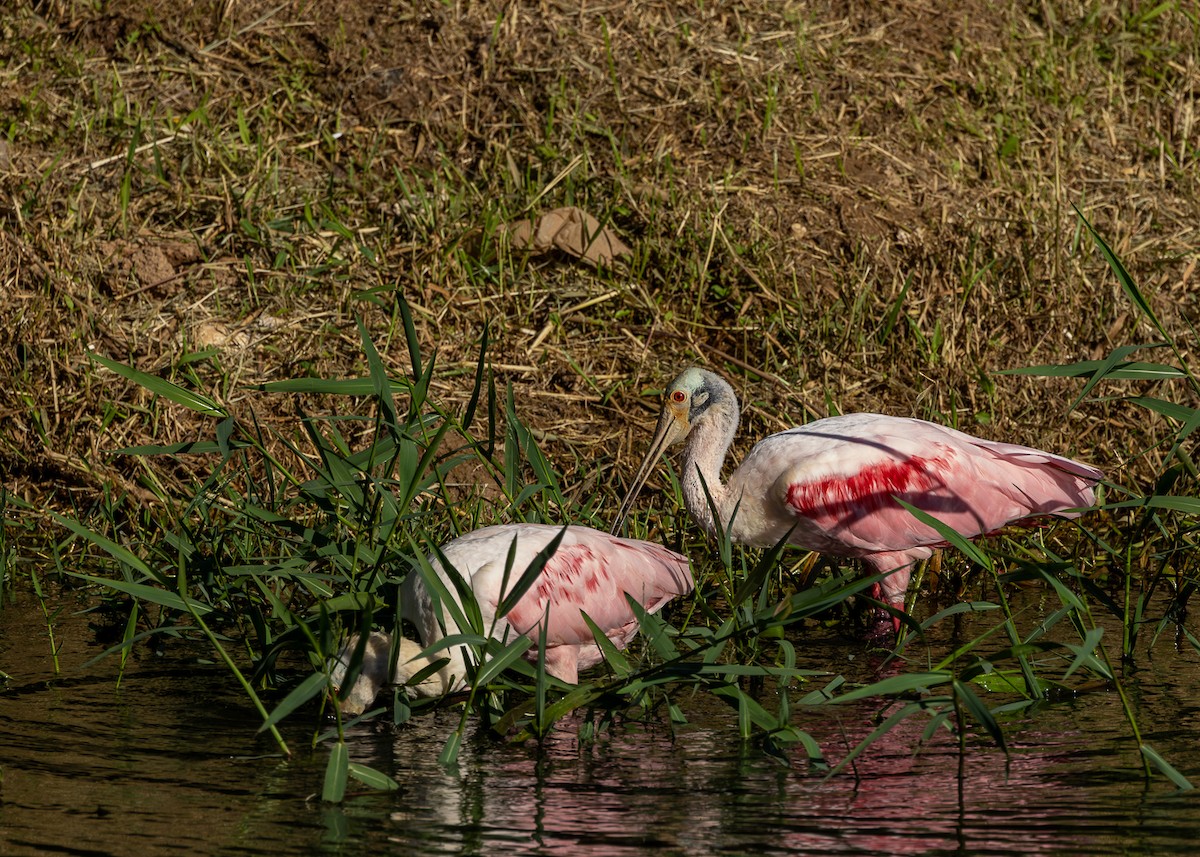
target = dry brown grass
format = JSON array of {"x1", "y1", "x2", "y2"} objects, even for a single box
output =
[{"x1": 1, "y1": 0, "x2": 1198, "y2": 515}]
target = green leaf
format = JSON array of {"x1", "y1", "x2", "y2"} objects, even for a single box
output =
[
  {"x1": 1062, "y1": 627, "x2": 1107, "y2": 680},
  {"x1": 50, "y1": 511, "x2": 154, "y2": 577},
  {"x1": 1000, "y1": 356, "x2": 1182, "y2": 381},
  {"x1": 823, "y1": 671, "x2": 953, "y2": 704},
  {"x1": 89, "y1": 352, "x2": 227, "y2": 417},
  {"x1": 357, "y1": 316, "x2": 401, "y2": 433},
  {"x1": 1068, "y1": 344, "x2": 1176, "y2": 412},
  {"x1": 1074, "y1": 204, "x2": 1169, "y2": 341},
  {"x1": 893, "y1": 499, "x2": 993, "y2": 569},
  {"x1": 732, "y1": 524, "x2": 798, "y2": 606},
  {"x1": 711, "y1": 683, "x2": 778, "y2": 736},
  {"x1": 472, "y1": 635, "x2": 534, "y2": 687},
  {"x1": 504, "y1": 385, "x2": 564, "y2": 507},
  {"x1": 68, "y1": 572, "x2": 213, "y2": 615},
  {"x1": 582, "y1": 611, "x2": 632, "y2": 677},
  {"x1": 1141, "y1": 744, "x2": 1195, "y2": 791},
  {"x1": 323, "y1": 742, "x2": 349, "y2": 802},
  {"x1": 626, "y1": 595, "x2": 677, "y2": 661},
  {"x1": 826, "y1": 702, "x2": 923, "y2": 776},
  {"x1": 494, "y1": 527, "x2": 568, "y2": 619},
  {"x1": 116, "y1": 440, "x2": 230, "y2": 456},
  {"x1": 1104, "y1": 496, "x2": 1200, "y2": 515},
  {"x1": 1126, "y1": 396, "x2": 1196, "y2": 422},
  {"x1": 347, "y1": 762, "x2": 401, "y2": 792},
  {"x1": 416, "y1": 536, "x2": 482, "y2": 638},
  {"x1": 255, "y1": 377, "x2": 412, "y2": 397},
  {"x1": 954, "y1": 678, "x2": 1006, "y2": 752},
  {"x1": 439, "y1": 728, "x2": 463, "y2": 767},
  {"x1": 969, "y1": 668, "x2": 1062, "y2": 695},
  {"x1": 260, "y1": 671, "x2": 329, "y2": 732},
  {"x1": 396, "y1": 293, "x2": 423, "y2": 383},
  {"x1": 462, "y1": 324, "x2": 489, "y2": 430}
]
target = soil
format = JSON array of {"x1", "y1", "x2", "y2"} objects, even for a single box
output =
[{"x1": 1, "y1": 0, "x2": 1197, "y2": 512}]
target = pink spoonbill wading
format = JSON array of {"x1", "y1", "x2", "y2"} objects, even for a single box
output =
[
  {"x1": 331, "y1": 523, "x2": 693, "y2": 715},
  {"x1": 611, "y1": 367, "x2": 1103, "y2": 633}
]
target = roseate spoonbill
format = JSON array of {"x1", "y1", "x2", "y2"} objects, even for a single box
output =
[
  {"x1": 611, "y1": 367, "x2": 1102, "y2": 631},
  {"x1": 331, "y1": 523, "x2": 693, "y2": 715}
]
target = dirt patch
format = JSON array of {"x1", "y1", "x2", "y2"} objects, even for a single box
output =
[
  {"x1": 96, "y1": 239, "x2": 202, "y2": 296},
  {"x1": 0, "y1": 0, "x2": 1197, "y2": 512}
]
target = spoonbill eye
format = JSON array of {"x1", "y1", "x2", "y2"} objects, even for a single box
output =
[{"x1": 671, "y1": 390, "x2": 687, "y2": 404}]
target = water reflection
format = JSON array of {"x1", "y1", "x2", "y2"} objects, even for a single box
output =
[
  {"x1": 327, "y1": 685, "x2": 1195, "y2": 857},
  {"x1": 3, "y1": 589, "x2": 1200, "y2": 856}
]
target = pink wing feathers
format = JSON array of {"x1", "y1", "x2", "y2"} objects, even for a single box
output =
[
  {"x1": 441, "y1": 524, "x2": 692, "y2": 683},
  {"x1": 501, "y1": 529, "x2": 693, "y2": 646},
  {"x1": 746, "y1": 414, "x2": 1101, "y2": 559}
]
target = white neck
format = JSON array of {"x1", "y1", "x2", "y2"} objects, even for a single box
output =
[{"x1": 679, "y1": 392, "x2": 740, "y2": 537}]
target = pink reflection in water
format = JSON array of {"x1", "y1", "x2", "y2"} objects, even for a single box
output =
[{"x1": 356, "y1": 693, "x2": 1136, "y2": 856}]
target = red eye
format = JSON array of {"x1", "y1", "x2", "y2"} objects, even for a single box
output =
[{"x1": 671, "y1": 390, "x2": 686, "y2": 404}]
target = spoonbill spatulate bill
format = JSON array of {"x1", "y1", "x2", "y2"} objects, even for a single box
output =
[
  {"x1": 331, "y1": 523, "x2": 693, "y2": 715},
  {"x1": 611, "y1": 367, "x2": 1102, "y2": 631}
]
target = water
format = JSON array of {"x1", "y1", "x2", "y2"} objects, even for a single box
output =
[{"x1": 3, "y1": 588, "x2": 1200, "y2": 856}]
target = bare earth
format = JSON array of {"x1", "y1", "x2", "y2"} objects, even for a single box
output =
[{"x1": 1, "y1": 1, "x2": 1197, "y2": 511}]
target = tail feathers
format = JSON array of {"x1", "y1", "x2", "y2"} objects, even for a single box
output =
[
  {"x1": 1008, "y1": 459, "x2": 1102, "y2": 519},
  {"x1": 976, "y1": 439, "x2": 1102, "y2": 516}
]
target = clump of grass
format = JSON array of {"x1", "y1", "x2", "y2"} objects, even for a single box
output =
[
  {"x1": 5, "y1": 0, "x2": 1200, "y2": 802},
  {"x1": 34, "y1": 213, "x2": 1200, "y2": 799}
]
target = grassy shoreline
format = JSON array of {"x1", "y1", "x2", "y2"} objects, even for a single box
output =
[{"x1": 2, "y1": 0, "x2": 1199, "y2": 794}]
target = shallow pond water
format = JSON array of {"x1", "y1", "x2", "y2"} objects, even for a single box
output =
[{"x1": 3, "y1": 586, "x2": 1200, "y2": 856}]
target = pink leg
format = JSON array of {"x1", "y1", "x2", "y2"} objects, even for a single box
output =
[{"x1": 866, "y1": 549, "x2": 932, "y2": 637}]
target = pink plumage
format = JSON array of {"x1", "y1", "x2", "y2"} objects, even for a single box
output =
[
  {"x1": 612, "y1": 368, "x2": 1102, "y2": 632},
  {"x1": 332, "y1": 524, "x2": 693, "y2": 714}
]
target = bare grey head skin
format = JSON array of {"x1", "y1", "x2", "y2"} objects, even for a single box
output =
[
  {"x1": 611, "y1": 367, "x2": 741, "y2": 536},
  {"x1": 329, "y1": 631, "x2": 394, "y2": 717},
  {"x1": 329, "y1": 631, "x2": 457, "y2": 716}
]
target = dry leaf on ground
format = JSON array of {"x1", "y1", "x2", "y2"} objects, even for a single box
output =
[{"x1": 500, "y1": 206, "x2": 632, "y2": 267}]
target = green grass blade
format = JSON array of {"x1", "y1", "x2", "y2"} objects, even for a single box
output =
[
  {"x1": 255, "y1": 377, "x2": 412, "y2": 396},
  {"x1": 626, "y1": 596, "x2": 677, "y2": 661},
  {"x1": 462, "y1": 324, "x2": 489, "y2": 430},
  {"x1": 1062, "y1": 627, "x2": 1107, "y2": 680},
  {"x1": 1073, "y1": 204, "x2": 1168, "y2": 340},
  {"x1": 472, "y1": 635, "x2": 534, "y2": 687},
  {"x1": 439, "y1": 729, "x2": 464, "y2": 767},
  {"x1": 50, "y1": 512, "x2": 154, "y2": 577},
  {"x1": 1141, "y1": 745, "x2": 1195, "y2": 790},
  {"x1": 1104, "y1": 496, "x2": 1200, "y2": 515},
  {"x1": 825, "y1": 703, "x2": 922, "y2": 777},
  {"x1": 582, "y1": 611, "x2": 632, "y2": 677},
  {"x1": 823, "y1": 671, "x2": 953, "y2": 704},
  {"x1": 347, "y1": 763, "x2": 400, "y2": 792},
  {"x1": 323, "y1": 742, "x2": 350, "y2": 802},
  {"x1": 1126, "y1": 396, "x2": 1196, "y2": 422},
  {"x1": 89, "y1": 353, "x2": 227, "y2": 417},
  {"x1": 999, "y1": 355, "x2": 1182, "y2": 381},
  {"x1": 953, "y1": 678, "x2": 1006, "y2": 752},
  {"x1": 396, "y1": 293, "x2": 423, "y2": 382},
  {"x1": 732, "y1": 524, "x2": 797, "y2": 606},
  {"x1": 494, "y1": 526, "x2": 568, "y2": 618},
  {"x1": 357, "y1": 316, "x2": 401, "y2": 433},
  {"x1": 68, "y1": 572, "x2": 212, "y2": 614},
  {"x1": 261, "y1": 671, "x2": 329, "y2": 732},
  {"x1": 893, "y1": 499, "x2": 992, "y2": 568}
]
